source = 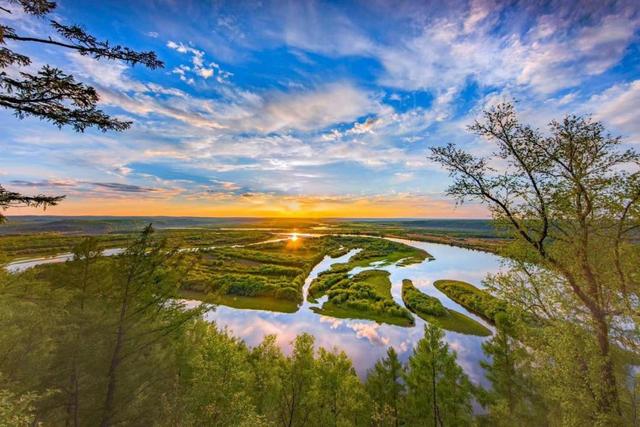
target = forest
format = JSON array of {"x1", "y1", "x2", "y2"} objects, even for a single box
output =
[{"x1": 1, "y1": 1, "x2": 640, "y2": 425}]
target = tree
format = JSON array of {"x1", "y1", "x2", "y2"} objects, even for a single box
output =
[
  {"x1": 315, "y1": 348, "x2": 367, "y2": 427},
  {"x1": 249, "y1": 335, "x2": 285, "y2": 424},
  {"x1": 278, "y1": 333, "x2": 317, "y2": 427},
  {"x1": 365, "y1": 347, "x2": 405, "y2": 427},
  {"x1": 403, "y1": 324, "x2": 473, "y2": 427},
  {"x1": 0, "y1": 184, "x2": 63, "y2": 222},
  {"x1": 429, "y1": 102, "x2": 640, "y2": 420},
  {"x1": 178, "y1": 321, "x2": 262, "y2": 426},
  {"x1": 0, "y1": 0, "x2": 163, "y2": 219},
  {"x1": 99, "y1": 225, "x2": 201, "y2": 426},
  {"x1": 60, "y1": 238, "x2": 103, "y2": 427},
  {"x1": 1, "y1": 0, "x2": 162, "y2": 131},
  {"x1": 478, "y1": 314, "x2": 547, "y2": 426}
]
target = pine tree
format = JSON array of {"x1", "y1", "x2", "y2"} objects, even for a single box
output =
[
  {"x1": 404, "y1": 324, "x2": 473, "y2": 427},
  {"x1": 478, "y1": 314, "x2": 547, "y2": 426},
  {"x1": 0, "y1": 0, "x2": 162, "y2": 219},
  {"x1": 366, "y1": 347, "x2": 405, "y2": 427}
]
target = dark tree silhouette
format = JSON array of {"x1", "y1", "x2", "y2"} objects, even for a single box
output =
[
  {"x1": 0, "y1": 184, "x2": 63, "y2": 222},
  {"x1": 0, "y1": 0, "x2": 163, "y2": 219}
]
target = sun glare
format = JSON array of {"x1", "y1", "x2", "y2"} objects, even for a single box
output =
[{"x1": 290, "y1": 233, "x2": 298, "y2": 241}]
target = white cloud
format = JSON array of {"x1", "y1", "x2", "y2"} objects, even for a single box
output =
[
  {"x1": 167, "y1": 41, "x2": 232, "y2": 83},
  {"x1": 246, "y1": 83, "x2": 377, "y2": 133},
  {"x1": 584, "y1": 80, "x2": 640, "y2": 142}
]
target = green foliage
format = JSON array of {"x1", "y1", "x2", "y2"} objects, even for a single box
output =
[
  {"x1": 2, "y1": 222, "x2": 638, "y2": 425},
  {"x1": 404, "y1": 324, "x2": 474, "y2": 426},
  {"x1": 275, "y1": 286, "x2": 300, "y2": 301},
  {"x1": 430, "y1": 102, "x2": 640, "y2": 418},
  {"x1": 402, "y1": 279, "x2": 491, "y2": 336},
  {"x1": 434, "y1": 279, "x2": 507, "y2": 324},
  {"x1": 0, "y1": 385, "x2": 40, "y2": 427},
  {"x1": 477, "y1": 315, "x2": 548, "y2": 426},
  {"x1": 177, "y1": 322, "x2": 260, "y2": 426},
  {"x1": 313, "y1": 270, "x2": 414, "y2": 326},
  {"x1": 402, "y1": 279, "x2": 448, "y2": 317},
  {"x1": 307, "y1": 237, "x2": 429, "y2": 326},
  {"x1": 366, "y1": 347, "x2": 405, "y2": 426}
]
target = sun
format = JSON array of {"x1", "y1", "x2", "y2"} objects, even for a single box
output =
[{"x1": 290, "y1": 233, "x2": 298, "y2": 242}]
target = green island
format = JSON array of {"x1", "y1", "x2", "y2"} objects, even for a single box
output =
[
  {"x1": 182, "y1": 236, "x2": 349, "y2": 312},
  {"x1": 311, "y1": 270, "x2": 414, "y2": 326},
  {"x1": 433, "y1": 279, "x2": 507, "y2": 324},
  {"x1": 308, "y1": 237, "x2": 429, "y2": 326},
  {"x1": 184, "y1": 235, "x2": 429, "y2": 320},
  {"x1": 401, "y1": 279, "x2": 491, "y2": 336},
  {"x1": 0, "y1": 228, "x2": 274, "y2": 261}
]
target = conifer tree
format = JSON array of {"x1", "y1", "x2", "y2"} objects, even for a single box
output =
[
  {"x1": 0, "y1": 0, "x2": 162, "y2": 219},
  {"x1": 404, "y1": 324, "x2": 473, "y2": 427},
  {"x1": 366, "y1": 347, "x2": 405, "y2": 427}
]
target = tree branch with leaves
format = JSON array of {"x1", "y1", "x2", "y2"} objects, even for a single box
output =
[
  {"x1": 0, "y1": 0, "x2": 163, "y2": 219},
  {"x1": 429, "y1": 102, "x2": 640, "y2": 421}
]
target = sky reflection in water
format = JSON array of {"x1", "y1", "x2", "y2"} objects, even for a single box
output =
[{"x1": 201, "y1": 239, "x2": 504, "y2": 384}]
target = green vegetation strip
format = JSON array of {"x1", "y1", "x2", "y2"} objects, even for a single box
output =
[
  {"x1": 433, "y1": 279, "x2": 507, "y2": 324},
  {"x1": 402, "y1": 279, "x2": 490, "y2": 336},
  {"x1": 181, "y1": 290, "x2": 298, "y2": 313},
  {"x1": 312, "y1": 270, "x2": 414, "y2": 327}
]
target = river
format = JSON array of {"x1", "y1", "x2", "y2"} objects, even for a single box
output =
[{"x1": 5, "y1": 235, "x2": 504, "y2": 384}]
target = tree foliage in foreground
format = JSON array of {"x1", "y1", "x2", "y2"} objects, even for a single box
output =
[
  {"x1": 0, "y1": 0, "x2": 162, "y2": 220},
  {"x1": 1, "y1": 226, "x2": 640, "y2": 425},
  {"x1": 1, "y1": 0, "x2": 162, "y2": 131},
  {"x1": 430, "y1": 102, "x2": 640, "y2": 424}
]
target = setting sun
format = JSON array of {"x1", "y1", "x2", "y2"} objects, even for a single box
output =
[{"x1": 290, "y1": 233, "x2": 299, "y2": 242}]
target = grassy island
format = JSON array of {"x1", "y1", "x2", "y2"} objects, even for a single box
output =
[
  {"x1": 433, "y1": 279, "x2": 507, "y2": 324},
  {"x1": 308, "y1": 237, "x2": 429, "y2": 325},
  {"x1": 311, "y1": 270, "x2": 414, "y2": 326},
  {"x1": 402, "y1": 279, "x2": 491, "y2": 336}
]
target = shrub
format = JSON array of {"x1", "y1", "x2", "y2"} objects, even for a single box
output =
[{"x1": 275, "y1": 287, "x2": 301, "y2": 301}]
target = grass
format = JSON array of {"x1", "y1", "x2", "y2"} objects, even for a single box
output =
[
  {"x1": 311, "y1": 270, "x2": 415, "y2": 327},
  {"x1": 0, "y1": 229, "x2": 275, "y2": 261},
  {"x1": 402, "y1": 279, "x2": 448, "y2": 316},
  {"x1": 308, "y1": 237, "x2": 430, "y2": 299},
  {"x1": 311, "y1": 304, "x2": 413, "y2": 327},
  {"x1": 402, "y1": 279, "x2": 491, "y2": 337},
  {"x1": 433, "y1": 279, "x2": 507, "y2": 324},
  {"x1": 181, "y1": 290, "x2": 298, "y2": 313},
  {"x1": 402, "y1": 279, "x2": 491, "y2": 336},
  {"x1": 305, "y1": 238, "x2": 430, "y2": 326}
]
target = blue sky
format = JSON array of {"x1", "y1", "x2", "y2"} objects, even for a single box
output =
[{"x1": 1, "y1": 0, "x2": 639, "y2": 217}]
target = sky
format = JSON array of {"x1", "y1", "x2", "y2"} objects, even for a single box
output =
[{"x1": 1, "y1": 0, "x2": 639, "y2": 218}]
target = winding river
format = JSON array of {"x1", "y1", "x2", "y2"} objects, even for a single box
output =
[{"x1": 6, "y1": 236, "x2": 504, "y2": 384}]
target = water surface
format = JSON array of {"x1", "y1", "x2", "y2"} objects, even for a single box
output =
[
  {"x1": 200, "y1": 238, "x2": 504, "y2": 383},
  {"x1": 5, "y1": 236, "x2": 504, "y2": 384}
]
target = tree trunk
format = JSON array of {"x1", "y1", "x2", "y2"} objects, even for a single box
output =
[
  {"x1": 100, "y1": 321, "x2": 124, "y2": 427},
  {"x1": 100, "y1": 280, "x2": 130, "y2": 427},
  {"x1": 594, "y1": 314, "x2": 621, "y2": 417}
]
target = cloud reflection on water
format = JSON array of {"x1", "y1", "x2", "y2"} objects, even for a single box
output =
[{"x1": 201, "y1": 240, "x2": 503, "y2": 383}]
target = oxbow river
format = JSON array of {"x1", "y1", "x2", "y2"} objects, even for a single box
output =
[{"x1": 6, "y1": 236, "x2": 504, "y2": 384}]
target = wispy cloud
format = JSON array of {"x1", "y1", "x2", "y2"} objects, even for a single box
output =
[{"x1": 2, "y1": 0, "x2": 639, "y2": 217}]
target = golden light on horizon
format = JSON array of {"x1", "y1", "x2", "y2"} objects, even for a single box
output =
[{"x1": 286, "y1": 232, "x2": 302, "y2": 250}]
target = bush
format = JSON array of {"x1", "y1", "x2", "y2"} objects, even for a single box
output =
[
  {"x1": 275, "y1": 287, "x2": 300, "y2": 301},
  {"x1": 402, "y1": 279, "x2": 448, "y2": 317},
  {"x1": 433, "y1": 280, "x2": 507, "y2": 323}
]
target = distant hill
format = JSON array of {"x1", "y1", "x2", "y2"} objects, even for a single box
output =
[
  {"x1": 1, "y1": 216, "x2": 497, "y2": 237},
  {"x1": 0, "y1": 216, "x2": 263, "y2": 235}
]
